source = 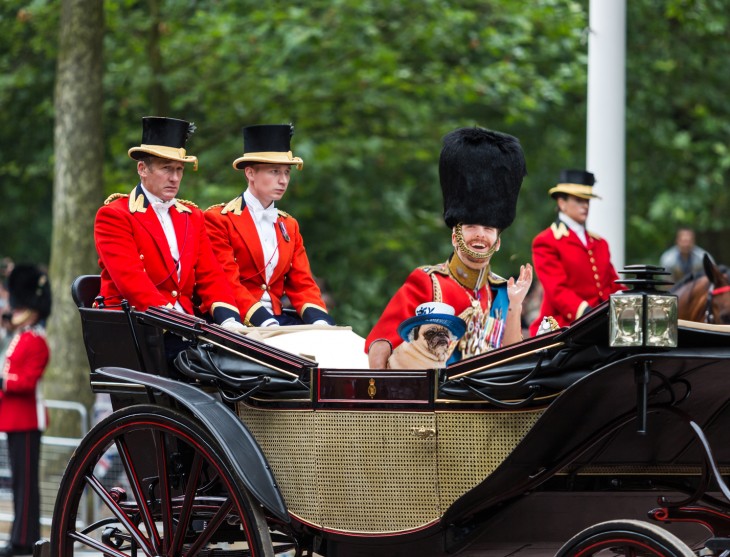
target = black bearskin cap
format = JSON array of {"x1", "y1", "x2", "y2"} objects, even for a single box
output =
[
  {"x1": 7, "y1": 264, "x2": 52, "y2": 320},
  {"x1": 439, "y1": 127, "x2": 527, "y2": 230}
]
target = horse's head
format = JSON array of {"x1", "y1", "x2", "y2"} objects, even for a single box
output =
[
  {"x1": 673, "y1": 253, "x2": 730, "y2": 324},
  {"x1": 702, "y1": 253, "x2": 730, "y2": 324}
]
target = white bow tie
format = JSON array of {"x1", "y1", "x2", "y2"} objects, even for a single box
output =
[
  {"x1": 152, "y1": 199, "x2": 174, "y2": 214},
  {"x1": 259, "y1": 206, "x2": 278, "y2": 226}
]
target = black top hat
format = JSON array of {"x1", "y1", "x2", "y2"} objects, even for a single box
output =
[
  {"x1": 128, "y1": 116, "x2": 198, "y2": 170},
  {"x1": 7, "y1": 264, "x2": 52, "y2": 320},
  {"x1": 233, "y1": 124, "x2": 304, "y2": 170},
  {"x1": 439, "y1": 126, "x2": 526, "y2": 230},
  {"x1": 548, "y1": 169, "x2": 600, "y2": 199}
]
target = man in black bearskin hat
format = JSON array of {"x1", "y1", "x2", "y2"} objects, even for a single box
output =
[
  {"x1": 0, "y1": 264, "x2": 51, "y2": 556},
  {"x1": 366, "y1": 127, "x2": 533, "y2": 369},
  {"x1": 528, "y1": 169, "x2": 622, "y2": 336},
  {"x1": 204, "y1": 124, "x2": 334, "y2": 327},
  {"x1": 94, "y1": 117, "x2": 245, "y2": 336}
]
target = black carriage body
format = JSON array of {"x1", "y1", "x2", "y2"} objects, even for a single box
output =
[{"x1": 58, "y1": 275, "x2": 730, "y2": 557}]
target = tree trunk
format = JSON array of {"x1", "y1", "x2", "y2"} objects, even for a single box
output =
[{"x1": 45, "y1": 0, "x2": 104, "y2": 436}]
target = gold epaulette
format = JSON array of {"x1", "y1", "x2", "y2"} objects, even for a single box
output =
[
  {"x1": 177, "y1": 198, "x2": 198, "y2": 209},
  {"x1": 588, "y1": 230, "x2": 602, "y2": 240},
  {"x1": 205, "y1": 202, "x2": 226, "y2": 212},
  {"x1": 550, "y1": 221, "x2": 570, "y2": 240},
  {"x1": 277, "y1": 209, "x2": 290, "y2": 218},
  {"x1": 104, "y1": 193, "x2": 128, "y2": 205},
  {"x1": 488, "y1": 272, "x2": 507, "y2": 285},
  {"x1": 419, "y1": 262, "x2": 449, "y2": 276}
]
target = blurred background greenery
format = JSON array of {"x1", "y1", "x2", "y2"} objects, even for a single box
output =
[{"x1": 2, "y1": 0, "x2": 730, "y2": 339}]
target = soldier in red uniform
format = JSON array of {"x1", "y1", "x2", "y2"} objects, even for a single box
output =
[
  {"x1": 94, "y1": 117, "x2": 244, "y2": 336},
  {"x1": 366, "y1": 127, "x2": 533, "y2": 369},
  {"x1": 205, "y1": 124, "x2": 334, "y2": 327},
  {"x1": 0, "y1": 265, "x2": 51, "y2": 556},
  {"x1": 529, "y1": 169, "x2": 622, "y2": 336}
]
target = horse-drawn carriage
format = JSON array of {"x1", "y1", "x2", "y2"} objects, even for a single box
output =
[{"x1": 44, "y1": 268, "x2": 730, "y2": 556}]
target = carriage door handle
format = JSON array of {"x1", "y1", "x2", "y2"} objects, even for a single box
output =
[{"x1": 410, "y1": 426, "x2": 437, "y2": 439}]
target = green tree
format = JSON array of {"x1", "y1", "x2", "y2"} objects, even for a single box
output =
[
  {"x1": 626, "y1": 0, "x2": 730, "y2": 264},
  {"x1": 44, "y1": 0, "x2": 104, "y2": 425}
]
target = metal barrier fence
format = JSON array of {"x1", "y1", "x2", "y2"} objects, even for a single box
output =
[{"x1": 0, "y1": 396, "x2": 122, "y2": 540}]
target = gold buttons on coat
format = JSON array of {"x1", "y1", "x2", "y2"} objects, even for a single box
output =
[
  {"x1": 260, "y1": 284, "x2": 268, "y2": 291},
  {"x1": 171, "y1": 290, "x2": 178, "y2": 298},
  {"x1": 139, "y1": 254, "x2": 144, "y2": 260}
]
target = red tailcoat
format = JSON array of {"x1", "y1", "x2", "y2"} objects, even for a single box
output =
[
  {"x1": 365, "y1": 263, "x2": 507, "y2": 353},
  {"x1": 0, "y1": 326, "x2": 49, "y2": 432},
  {"x1": 530, "y1": 220, "x2": 622, "y2": 336},
  {"x1": 204, "y1": 195, "x2": 330, "y2": 325},
  {"x1": 94, "y1": 185, "x2": 239, "y2": 322}
]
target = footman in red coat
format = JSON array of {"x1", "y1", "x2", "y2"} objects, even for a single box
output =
[
  {"x1": 94, "y1": 117, "x2": 244, "y2": 338},
  {"x1": 205, "y1": 124, "x2": 334, "y2": 327},
  {"x1": 529, "y1": 169, "x2": 623, "y2": 336}
]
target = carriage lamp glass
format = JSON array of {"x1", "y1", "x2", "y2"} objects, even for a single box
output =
[
  {"x1": 610, "y1": 294, "x2": 643, "y2": 347},
  {"x1": 645, "y1": 294, "x2": 678, "y2": 347},
  {"x1": 609, "y1": 265, "x2": 678, "y2": 348}
]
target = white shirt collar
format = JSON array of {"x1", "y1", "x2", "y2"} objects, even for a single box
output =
[
  {"x1": 244, "y1": 189, "x2": 277, "y2": 224},
  {"x1": 140, "y1": 183, "x2": 175, "y2": 212},
  {"x1": 558, "y1": 212, "x2": 588, "y2": 244}
]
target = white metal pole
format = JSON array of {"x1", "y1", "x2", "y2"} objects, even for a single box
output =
[{"x1": 587, "y1": 0, "x2": 627, "y2": 269}]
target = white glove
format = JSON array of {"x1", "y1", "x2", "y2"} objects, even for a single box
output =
[
  {"x1": 260, "y1": 318, "x2": 280, "y2": 327},
  {"x1": 220, "y1": 318, "x2": 247, "y2": 335},
  {"x1": 313, "y1": 319, "x2": 333, "y2": 326}
]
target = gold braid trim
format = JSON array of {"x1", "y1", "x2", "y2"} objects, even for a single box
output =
[
  {"x1": 454, "y1": 223, "x2": 499, "y2": 261},
  {"x1": 176, "y1": 198, "x2": 198, "y2": 209},
  {"x1": 205, "y1": 202, "x2": 226, "y2": 212},
  {"x1": 103, "y1": 193, "x2": 128, "y2": 205}
]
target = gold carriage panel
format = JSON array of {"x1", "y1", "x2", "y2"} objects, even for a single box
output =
[{"x1": 237, "y1": 405, "x2": 544, "y2": 534}]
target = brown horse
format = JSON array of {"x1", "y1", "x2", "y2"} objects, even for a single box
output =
[{"x1": 673, "y1": 253, "x2": 730, "y2": 324}]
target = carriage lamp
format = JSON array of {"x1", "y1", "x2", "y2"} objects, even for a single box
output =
[{"x1": 609, "y1": 265, "x2": 678, "y2": 348}]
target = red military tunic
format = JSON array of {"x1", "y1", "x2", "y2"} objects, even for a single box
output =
[
  {"x1": 0, "y1": 326, "x2": 49, "y2": 432},
  {"x1": 94, "y1": 185, "x2": 240, "y2": 323},
  {"x1": 529, "y1": 219, "x2": 622, "y2": 336},
  {"x1": 204, "y1": 194, "x2": 331, "y2": 326},
  {"x1": 366, "y1": 260, "x2": 510, "y2": 355}
]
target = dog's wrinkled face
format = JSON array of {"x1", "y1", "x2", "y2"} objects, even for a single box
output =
[{"x1": 414, "y1": 324, "x2": 452, "y2": 359}]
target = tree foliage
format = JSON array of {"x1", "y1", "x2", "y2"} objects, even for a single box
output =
[
  {"x1": 626, "y1": 0, "x2": 730, "y2": 263},
  {"x1": 3, "y1": 0, "x2": 728, "y2": 347}
]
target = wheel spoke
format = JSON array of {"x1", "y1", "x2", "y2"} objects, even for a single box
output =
[
  {"x1": 169, "y1": 451, "x2": 204, "y2": 555},
  {"x1": 85, "y1": 473, "x2": 154, "y2": 555},
  {"x1": 154, "y1": 429, "x2": 174, "y2": 554},
  {"x1": 116, "y1": 431, "x2": 162, "y2": 552},
  {"x1": 183, "y1": 497, "x2": 233, "y2": 556}
]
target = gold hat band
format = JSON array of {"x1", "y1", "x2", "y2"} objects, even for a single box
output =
[
  {"x1": 232, "y1": 151, "x2": 304, "y2": 171},
  {"x1": 128, "y1": 145, "x2": 198, "y2": 171},
  {"x1": 548, "y1": 183, "x2": 600, "y2": 200}
]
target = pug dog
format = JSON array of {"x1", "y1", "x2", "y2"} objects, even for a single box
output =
[{"x1": 388, "y1": 302, "x2": 465, "y2": 369}]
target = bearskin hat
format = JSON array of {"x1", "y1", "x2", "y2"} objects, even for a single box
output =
[
  {"x1": 439, "y1": 126, "x2": 527, "y2": 230},
  {"x1": 7, "y1": 264, "x2": 52, "y2": 320}
]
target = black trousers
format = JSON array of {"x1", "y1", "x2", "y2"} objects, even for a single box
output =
[{"x1": 7, "y1": 430, "x2": 41, "y2": 548}]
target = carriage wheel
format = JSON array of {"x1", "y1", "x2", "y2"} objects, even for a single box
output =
[
  {"x1": 50, "y1": 404, "x2": 276, "y2": 557},
  {"x1": 555, "y1": 519, "x2": 696, "y2": 557}
]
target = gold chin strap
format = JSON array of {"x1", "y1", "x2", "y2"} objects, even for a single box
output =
[{"x1": 454, "y1": 223, "x2": 499, "y2": 261}]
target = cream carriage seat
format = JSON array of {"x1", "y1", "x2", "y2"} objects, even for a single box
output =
[{"x1": 244, "y1": 325, "x2": 369, "y2": 369}]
